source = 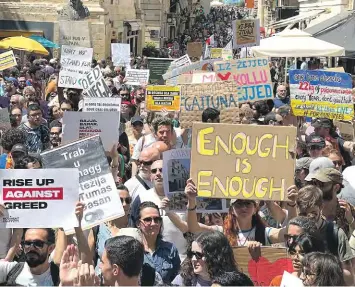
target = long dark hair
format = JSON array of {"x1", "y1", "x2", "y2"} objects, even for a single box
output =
[
  {"x1": 289, "y1": 233, "x2": 325, "y2": 254},
  {"x1": 180, "y1": 231, "x2": 238, "y2": 285},
  {"x1": 136, "y1": 201, "x2": 163, "y2": 241},
  {"x1": 301, "y1": 252, "x2": 345, "y2": 286}
]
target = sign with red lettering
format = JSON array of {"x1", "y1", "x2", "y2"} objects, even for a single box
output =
[{"x1": 0, "y1": 169, "x2": 79, "y2": 228}]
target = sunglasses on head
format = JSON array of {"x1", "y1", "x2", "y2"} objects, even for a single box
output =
[
  {"x1": 141, "y1": 216, "x2": 162, "y2": 224},
  {"x1": 187, "y1": 250, "x2": 204, "y2": 260},
  {"x1": 284, "y1": 234, "x2": 300, "y2": 248},
  {"x1": 139, "y1": 160, "x2": 153, "y2": 166},
  {"x1": 151, "y1": 168, "x2": 162, "y2": 174},
  {"x1": 22, "y1": 240, "x2": 49, "y2": 249},
  {"x1": 120, "y1": 197, "x2": 132, "y2": 204}
]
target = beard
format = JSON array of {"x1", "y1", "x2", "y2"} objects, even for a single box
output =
[{"x1": 25, "y1": 251, "x2": 48, "y2": 268}]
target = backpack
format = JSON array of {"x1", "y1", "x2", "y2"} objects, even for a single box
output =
[
  {"x1": 0, "y1": 262, "x2": 59, "y2": 286},
  {"x1": 325, "y1": 221, "x2": 339, "y2": 257}
]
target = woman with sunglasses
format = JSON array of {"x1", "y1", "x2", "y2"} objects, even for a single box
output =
[
  {"x1": 172, "y1": 231, "x2": 252, "y2": 286},
  {"x1": 136, "y1": 201, "x2": 181, "y2": 284},
  {"x1": 88, "y1": 184, "x2": 132, "y2": 275}
]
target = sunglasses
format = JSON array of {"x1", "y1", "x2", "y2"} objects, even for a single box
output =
[
  {"x1": 120, "y1": 197, "x2": 132, "y2": 204},
  {"x1": 187, "y1": 251, "x2": 204, "y2": 260},
  {"x1": 139, "y1": 160, "x2": 153, "y2": 166},
  {"x1": 22, "y1": 240, "x2": 49, "y2": 249},
  {"x1": 309, "y1": 145, "x2": 323, "y2": 150},
  {"x1": 141, "y1": 216, "x2": 162, "y2": 224},
  {"x1": 151, "y1": 168, "x2": 162, "y2": 174}
]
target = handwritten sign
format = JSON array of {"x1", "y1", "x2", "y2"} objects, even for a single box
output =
[
  {"x1": 172, "y1": 54, "x2": 191, "y2": 67},
  {"x1": 214, "y1": 58, "x2": 272, "y2": 103},
  {"x1": 222, "y1": 49, "x2": 233, "y2": 60},
  {"x1": 58, "y1": 45, "x2": 93, "y2": 89},
  {"x1": 125, "y1": 69, "x2": 150, "y2": 86},
  {"x1": 146, "y1": 86, "x2": 181, "y2": 112},
  {"x1": 177, "y1": 72, "x2": 218, "y2": 84},
  {"x1": 210, "y1": 48, "x2": 223, "y2": 59},
  {"x1": 191, "y1": 123, "x2": 296, "y2": 200},
  {"x1": 232, "y1": 19, "x2": 260, "y2": 48},
  {"x1": 83, "y1": 97, "x2": 121, "y2": 113},
  {"x1": 111, "y1": 43, "x2": 130, "y2": 67},
  {"x1": 81, "y1": 66, "x2": 112, "y2": 97},
  {"x1": 0, "y1": 51, "x2": 17, "y2": 71},
  {"x1": 289, "y1": 70, "x2": 353, "y2": 120},
  {"x1": 187, "y1": 42, "x2": 203, "y2": 58},
  {"x1": 59, "y1": 21, "x2": 91, "y2": 48},
  {"x1": 180, "y1": 82, "x2": 239, "y2": 128}
]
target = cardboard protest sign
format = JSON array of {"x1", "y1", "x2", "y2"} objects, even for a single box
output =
[
  {"x1": 0, "y1": 51, "x2": 17, "y2": 71},
  {"x1": 163, "y1": 149, "x2": 228, "y2": 213},
  {"x1": 111, "y1": 43, "x2": 130, "y2": 67},
  {"x1": 210, "y1": 48, "x2": 223, "y2": 59},
  {"x1": 41, "y1": 135, "x2": 125, "y2": 233},
  {"x1": 280, "y1": 271, "x2": 304, "y2": 287},
  {"x1": 176, "y1": 72, "x2": 218, "y2": 85},
  {"x1": 222, "y1": 49, "x2": 233, "y2": 60},
  {"x1": 334, "y1": 120, "x2": 354, "y2": 141},
  {"x1": 147, "y1": 57, "x2": 174, "y2": 84},
  {"x1": 232, "y1": 19, "x2": 260, "y2": 48},
  {"x1": 0, "y1": 109, "x2": 11, "y2": 132},
  {"x1": 214, "y1": 58, "x2": 273, "y2": 103},
  {"x1": 58, "y1": 45, "x2": 93, "y2": 89},
  {"x1": 81, "y1": 66, "x2": 112, "y2": 97},
  {"x1": 62, "y1": 111, "x2": 119, "y2": 151},
  {"x1": 83, "y1": 97, "x2": 121, "y2": 113},
  {"x1": 59, "y1": 21, "x2": 91, "y2": 48},
  {"x1": 328, "y1": 67, "x2": 345, "y2": 72},
  {"x1": 289, "y1": 70, "x2": 353, "y2": 120},
  {"x1": 172, "y1": 54, "x2": 191, "y2": 67},
  {"x1": 146, "y1": 86, "x2": 181, "y2": 112},
  {"x1": 187, "y1": 42, "x2": 203, "y2": 58},
  {"x1": 180, "y1": 82, "x2": 239, "y2": 128},
  {"x1": 0, "y1": 169, "x2": 79, "y2": 228},
  {"x1": 125, "y1": 69, "x2": 150, "y2": 86},
  {"x1": 233, "y1": 247, "x2": 293, "y2": 286},
  {"x1": 191, "y1": 123, "x2": 297, "y2": 200}
]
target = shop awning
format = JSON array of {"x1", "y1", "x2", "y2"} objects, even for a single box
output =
[
  {"x1": 124, "y1": 20, "x2": 142, "y2": 31},
  {"x1": 269, "y1": 10, "x2": 325, "y2": 29},
  {"x1": 305, "y1": 11, "x2": 355, "y2": 56}
]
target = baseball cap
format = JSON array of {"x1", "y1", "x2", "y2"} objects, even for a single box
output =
[
  {"x1": 117, "y1": 228, "x2": 143, "y2": 243},
  {"x1": 296, "y1": 157, "x2": 313, "y2": 171},
  {"x1": 306, "y1": 134, "x2": 325, "y2": 147},
  {"x1": 11, "y1": 144, "x2": 28, "y2": 155},
  {"x1": 131, "y1": 116, "x2": 144, "y2": 125},
  {"x1": 305, "y1": 157, "x2": 335, "y2": 181},
  {"x1": 312, "y1": 118, "x2": 333, "y2": 129},
  {"x1": 4, "y1": 77, "x2": 19, "y2": 87},
  {"x1": 307, "y1": 167, "x2": 343, "y2": 184}
]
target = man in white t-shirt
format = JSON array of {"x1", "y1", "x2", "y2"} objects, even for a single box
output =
[{"x1": 0, "y1": 228, "x2": 58, "y2": 286}]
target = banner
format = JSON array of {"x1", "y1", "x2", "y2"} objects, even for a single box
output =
[
  {"x1": 111, "y1": 43, "x2": 130, "y2": 67},
  {"x1": 59, "y1": 21, "x2": 91, "y2": 48},
  {"x1": 187, "y1": 42, "x2": 203, "y2": 58},
  {"x1": 125, "y1": 69, "x2": 150, "y2": 86},
  {"x1": 0, "y1": 169, "x2": 79, "y2": 228},
  {"x1": 233, "y1": 247, "x2": 293, "y2": 286},
  {"x1": 83, "y1": 97, "x2": 121, "y2": 113},
  {"x1": 214, "y1": 58, "x2": 273, "y2": 103},
  {"x1": 0, "y1": 51, "x2": 17, "y2": 71},
  {"x1": 146, "y1": 86, "x2": 181, "y2": 112},
  {"x1": 289, "y1": 69, "x2": 353, "y2": 120},
  {"x1": 58, "y1": 45, "x2": 93, "y2": 89},
  {"x1": 172, "y1": 54, "x2": 192, "y2": 68},
  {"x1": 191, "y1": 123, "x2": 296, "y2": 200},
  {"x1": 147, "y1": 57, "x2": 174, "y2": 84},
  {"x1": 232, "y1": 19, "x2": 260, "y2": 48},
  {"x1": 210, "y1": 48, "x2": 223, "y2": 59},
  {"x1": 41, "y1": 136, "x2": 124, "y2": 233},
  {"x1": 180, "y1": 82, "x2": 239, "y2": 128},
  {"x1": 62, "y1": 111, "x2": 119, "y2": 151},
  {"x1": 163, "y1": 149, "x2": 228, "y2": 213},
  {"x1": 81, "y1": 66, "x2": 112, "y2": 97}
]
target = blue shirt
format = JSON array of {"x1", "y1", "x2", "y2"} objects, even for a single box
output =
[
  {"x1": 145, "y1": 239, "x2": 181, "y2": 284},
  {"x1": 273, "y1": 96, "x2": 290, "y2": 108}
]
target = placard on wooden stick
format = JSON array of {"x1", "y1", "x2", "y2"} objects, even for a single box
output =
[{"x1": 180, "y1": 81, "x2": 239, "y2": 128}]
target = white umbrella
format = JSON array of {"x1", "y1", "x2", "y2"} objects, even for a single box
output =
[
  {"x1": 251, "y1": 28, "x2": 345, "y2": 57},
  {"x1": 210, "y1": 0, "x2": 223, "y2": 7}
]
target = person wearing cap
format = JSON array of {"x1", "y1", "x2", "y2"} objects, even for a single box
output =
[
  {"x1": 295, "y1": 157, "x2": 313, "y2": 189},
  {"x1": 306, "y1": 134, "x2": 325, "y2": 159},
  {"x1": 129, "y1": 116, "x2": 144, "y2": 156},
  {"x1": 312, "y1": 118, "x2": 353, "y2": 168}
]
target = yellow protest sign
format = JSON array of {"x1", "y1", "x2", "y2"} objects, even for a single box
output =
[
  {"x1": 232, "y1": 19, "x2": 260, "y2": 48},
  {"x1": 191, "y1": 123, "x2": 296, "y2": 200},
  {"x1": 210, "y1": 48, "x2": 223, "y2": 59},
  {"x1": 146, "y1": 86, "x2": 181, "y2": 112},
  {"x1": 0, "y1": 51, "x2": 17, "y2": 71}
]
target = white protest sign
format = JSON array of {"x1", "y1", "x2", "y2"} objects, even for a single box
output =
[
  {"x1": 125, "y1": 69, "x2": 150, "y2": 86},
  {"x1": 58, "y1": 45, "x2": 93, "y2": 89},
  {"x1": 62, "y1": 111, "x2": 119, "y2": 151},
  {"x1": 81, "y1": 66, "x2": 112, "y2": 97},
  {"x1": 0, "y1": 169, "x2": 79, "y2": 228},
  {"x1": 111, "y1": 43, "x2": 130, "y2": 67},
  {"x1": 172, "y1": 54, "x2": 191, "y2": 67},
  {"x1": 59, "y1": 21, "x2": 91, "y2": 48},
  {"x1": 41, "y1": 136, "x2": 125, "y2": 233},
  {"x1": 83, "y1": 97, "x2": 121, "y2": 113}
]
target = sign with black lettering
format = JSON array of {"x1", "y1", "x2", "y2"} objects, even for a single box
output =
[
  {"x1": 40, "y1": 135, "x2": 124, "y2": 233},
  {"x1": 59, "y1": 21, "x2": 91, "y2": 48},
  {"x1": 83, "y1": 97, "x2": 121, "y2": 113},
  {"x1": 81, "y1": 66, "x2": 112, "y2": 97},
  {"x1": 125, "y1": 69, "x2": 150, "y2": 86},
  {"x1": 0, "y1": 169, "x2": 79, "y2": 228},
  {"x1": 62, "y1": 111, "x2": 119, "y2": 151}
]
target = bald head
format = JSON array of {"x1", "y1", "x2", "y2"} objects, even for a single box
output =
[
  {"x1": 139, "y1": 147, "x2": 160, "y2": 162},
  {"x1": 277, "y1": 85, "x2": 287, "y2": 99}
]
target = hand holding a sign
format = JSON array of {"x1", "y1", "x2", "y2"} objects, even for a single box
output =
[
  {"x1": 161, "y1": 197, "x2": 170, "y2": 213},
  {"x1": 247, "y1": 241, "x2": 262, "y2": 261},
  {"x1": 185, "y1": 179, "x2": 198, "y2": 210},
  {"x1": 75, "y1": 202, "x2": 85, "y2": 225},
  {"x1": 339, "y1": 199, "x2": 354, "y2": 225},
  {"x1": 287, "y1": 185, "x2": 298, "y2": 204}
]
